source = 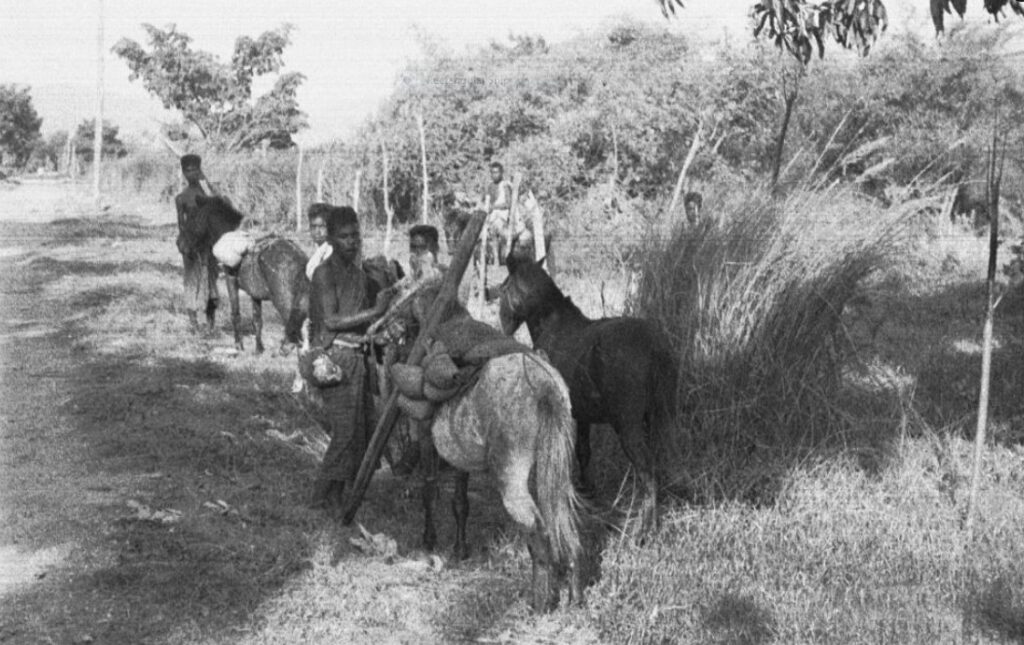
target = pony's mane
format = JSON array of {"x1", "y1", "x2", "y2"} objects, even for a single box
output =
[
  {"x1": 510, "y1": 261, "x2": 578, "y2": 319},
  {"x1": 196, "y1": 195, "x2": 244, "y2": 243}
]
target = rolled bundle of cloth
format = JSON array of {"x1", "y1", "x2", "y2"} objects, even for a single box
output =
[
  {"x1": 391, "y1": 314, "x2": 532, "y2": 421},
  {"x1": 212, "y1": 230, "x2": 256, "y2": 268}
]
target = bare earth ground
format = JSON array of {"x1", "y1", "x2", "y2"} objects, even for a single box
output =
[{"x1": 0, "y1": 180, "x2": 603, "y2": 645}]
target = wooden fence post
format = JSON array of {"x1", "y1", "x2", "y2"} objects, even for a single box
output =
[
  {"x1": 316, "y1": 155, "x2": 326, "y2": 202},
  {"x1": 382, "y1": 143, "x2": 394, "y2": 259},
  {"x1": 965, "y1": 124, "x2": 1006, "y2": 541},
  {"x1": 417, "y1": 112, "x2": 429, "y2": 224},
  {"x1": 295, "y1": 145, "x2": 304, "y2": 232}
]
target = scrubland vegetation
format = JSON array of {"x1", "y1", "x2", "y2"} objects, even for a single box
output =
[{"x1": 4, "y1": 17, "x2": 1024, "y2": 645}]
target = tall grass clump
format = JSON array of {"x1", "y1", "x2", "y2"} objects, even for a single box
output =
[{"x1": 632, "y1": 184, "x2": 913, "y2": 501}]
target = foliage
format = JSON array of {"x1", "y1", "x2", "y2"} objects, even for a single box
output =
[
  {"x1": 112, "y1": 23, "x2": 307, "y2": 151},
  {"x1": 74, "y1": 119, "x2": 128, "y2": 163},
  {"x1": 0, "y1": 84, "x2": 43, "y2": 168}
]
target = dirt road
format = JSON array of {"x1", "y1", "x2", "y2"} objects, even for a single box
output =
[{"x1": 0, "y1": 181, "x2": 598, "y2": 644}]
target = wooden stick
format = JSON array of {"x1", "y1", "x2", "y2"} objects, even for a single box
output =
[
  {"x1": 93, "y1": 0, "x2": 104, "y2": 206},
  {"x1": 529, "y1": 190, "x2": 546, "y2": 263},
  {"x1": 352, "y1": 169, "x2": 363, "y2": 213},
  {"x1": 417, "y1": 112, "x2": 429, "y2": 224},
  {"x1": 965, "y1": 123, "x2": 1006, "y2": 541},
  {"x1": 506, "y1": 173, "x2": 521, "y2": 265},
  {"x1": 667, "y1": 118, "x2": 704, "y2": 218},
  {"x1": 382, "y1": 143, "x2": 394, "y2": 258},
  {"x1": 477, "y1": 219, "x2": 488, "y2": 315},
  {"x1": 295, "y1": 145, "x2": 304, "y2": 232},
  {"x1": 343, "y1": 209, "x2": 489, "y2": 525},
  {"x1": 316, "y1": 156, "x2": 325, "y2": 202}
]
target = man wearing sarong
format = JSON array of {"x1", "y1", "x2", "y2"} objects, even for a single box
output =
[
  {"x1": 175, "y1": 154, "x2": 219, "y2": 333},
  {"x1": 308, "y1": 206, "x2": 392, "y2": 514}
]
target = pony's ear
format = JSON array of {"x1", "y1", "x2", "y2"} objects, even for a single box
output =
[{"x1": 535, "y1": 255, "x2": 546, "y2": 269}]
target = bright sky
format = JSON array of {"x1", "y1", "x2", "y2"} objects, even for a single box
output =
[{"x1": 0, "y1": 0, "x2": 966, "y2": 145}]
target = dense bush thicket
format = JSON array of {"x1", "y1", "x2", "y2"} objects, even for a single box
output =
[{"x1": 99, "y1": 21, "x2": 1024, "y2": 233}]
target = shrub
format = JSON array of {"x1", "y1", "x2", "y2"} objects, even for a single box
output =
[{"x1": 631, "y1": 183, "x2": 913, "y2": 501}]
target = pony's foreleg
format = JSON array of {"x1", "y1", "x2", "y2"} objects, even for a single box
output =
[
  {"x1": 576, "y1": 420, "x2": 594, "y2": 494},
  {"x1": 452, "y1": 471, "x2": 470, "y2": 561},
  {"x1": 225, "y1": 269, "x2": 244, "y2": 352},
  {"x1": 420, "y1": 433, "x2": 439, "y2": 552},
  {"x1": 252, "y1": 299, "x2": 264, "y2": 354}
]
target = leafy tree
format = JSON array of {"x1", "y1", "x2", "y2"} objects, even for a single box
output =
[
  {"x1": 28, "y1": 130, "x2": 69, "y2": 171},
  {"x1": 74, "y1": 119, "x2": 128, "y2": 162},
  {"x1": 0, "y1": 84, "x2": 43, "y2": 167},
  {"x1": 112, "y1": 24, "x2": 307, "y2": 151},
  {"x1": 659, "y1": 0, "x2": 1023, "y2": 63}
]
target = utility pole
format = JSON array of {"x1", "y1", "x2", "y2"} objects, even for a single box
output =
[{"x1": 93, "y1": 0, "x2": 105, "y2": 207}]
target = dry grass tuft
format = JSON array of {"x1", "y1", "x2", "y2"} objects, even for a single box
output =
[{"x1": 632, "y1": 184, "x2": 915, "y2": 501}]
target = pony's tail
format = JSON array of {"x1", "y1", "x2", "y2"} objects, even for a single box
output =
[{"x1": 533, "y1": 361, "x2": 582, "y2": 567}]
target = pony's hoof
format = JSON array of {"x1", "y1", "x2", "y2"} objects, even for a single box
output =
[
  {"x1": 454, "y1": 544, "x2": 470, "y2": 561},
  {"x1": 255, "y1": 344, "x2": 265, "y2": 355}
]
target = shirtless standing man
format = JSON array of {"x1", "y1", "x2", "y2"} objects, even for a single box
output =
[{"x1": 175, "y1": 154, "x2": 219, "y2": 333}]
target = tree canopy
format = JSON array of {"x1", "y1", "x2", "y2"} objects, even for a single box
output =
[
  {"x1": 0, "y1": 84, "x2": 43, "y2": 168},
  {"x1": 112, "y1": 24, "x2": 307, "y2": 151},
  {"x1": 659, "y1": 0, "x2": 1023, "y2": 63},
  {"x1": 74, "y1": 119, "x2": 128, "y2": 163}
]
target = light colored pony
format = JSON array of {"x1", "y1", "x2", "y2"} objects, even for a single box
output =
[
  {"x1": 426, "y1": 351, "x2": 582, "y2": 610},
  {"x1": 373, "y1": 283, "x2": 583, "y2": 611}
]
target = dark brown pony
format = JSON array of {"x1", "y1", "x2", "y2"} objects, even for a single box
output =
[
  {"x1": 193, "y1": 195, "x2": 309, "y2": 353},
  {"x1": 498, "y1": 255, "x2": 678, "y2": 534}
]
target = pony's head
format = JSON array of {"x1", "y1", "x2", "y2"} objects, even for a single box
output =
[
  {"x1": 498, "y1": 256, "x2": 560, "y2": 336},
  {"x1": 195, "y1": 194, "x2": 244, "y2": 243}
]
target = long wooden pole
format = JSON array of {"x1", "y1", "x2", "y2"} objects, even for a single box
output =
[
  {"x1": 965, "y1": 125, "x2": 1005, "y2": 541},
  {"x1": 382, "y1": 143, "x2": 394, "y2": 258},
  {"x1": 294, "y1": 145, "x2": 304, "y2": 232},
  {"x1": 352, "y1": 169, "x2": 363, "y2": 212},
  {"x1": 343, "y1": 208, "x2": 489, "y2": 525},
  {"x1": 92, "y1": 0, "x2": 104, "y2": 206},
  {"x1": 667, "y1": 118, "x2": 704, "y2": 218},
  {"x1": 417, "y1": 112, "x2": 429, "y2": 224}
]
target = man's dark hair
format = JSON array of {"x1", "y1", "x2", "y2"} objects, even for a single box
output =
[
  {"x1": 409, "y1": 224, "x2": 440, "y2": 250},
  {"x1": 326, "y1": 206, "x2": 360, "y2": 237},
  {"x1": 180, "y1": 154, "x2": 201, "y2": 170},
  {"x1": 307, "y1": 202, "x2": 331, "y2": 222},
  {"x1": 683, "y1": 191, "x2": 703, "y2": 208},
  {"x1": 489, "y1": 161, "x2": 504, "y2": 172}
]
